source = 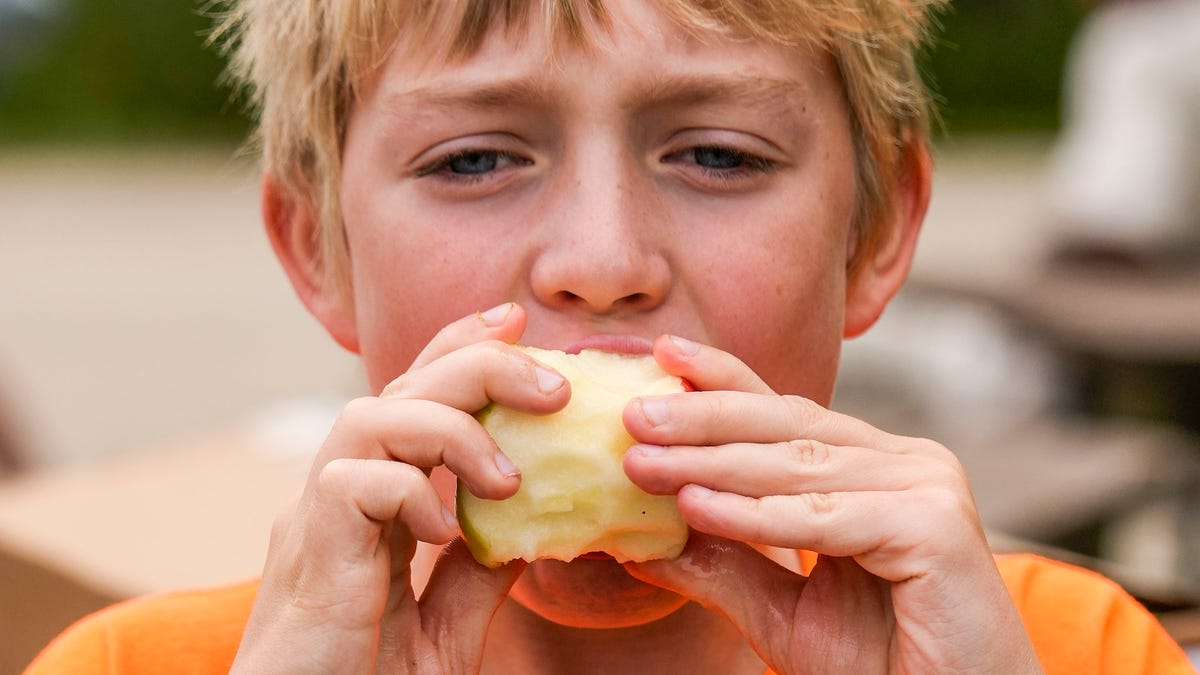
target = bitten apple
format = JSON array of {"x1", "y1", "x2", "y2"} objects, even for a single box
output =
[{"x1": 458, "y1": 346, "x2": 690, "y2": 567}]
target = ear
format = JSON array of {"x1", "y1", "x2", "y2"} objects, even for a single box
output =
[
  {"x1": 262, "y1": 173, "x2": 360, "y2": 353},
  {"x1": 843, "y1": 139, "x2": 932, "y2": 339}
]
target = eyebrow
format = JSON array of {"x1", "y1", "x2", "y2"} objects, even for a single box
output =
[
  {"x1": 635, "y1": 74, "x2": 810, "y2": 117},
  {"x1": 383, "y1": 73, "x2": 810, "y2": 118},
  {"x1": 383, "y1": 77, "x2": 552, "y2": 116}
]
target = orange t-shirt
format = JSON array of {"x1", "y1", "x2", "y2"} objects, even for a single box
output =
[{"x1": 24, "y1": 554, "x2": 1196, "y2": 674}]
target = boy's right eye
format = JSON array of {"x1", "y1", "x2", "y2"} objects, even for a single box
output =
[
  {"x1": 417, "y1": 149, "x2": 530, "y2": 180},
  {"x1": 444, "y1": 150, "x2": 500, "y2": 174}
]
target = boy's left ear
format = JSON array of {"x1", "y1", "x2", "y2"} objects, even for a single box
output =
[{"x1": 843, "y1": 140, "x2": 932, "y2": 339}]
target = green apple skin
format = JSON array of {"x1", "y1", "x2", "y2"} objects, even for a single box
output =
[{"x1": 458, "y1": 347, "x2": 689, "y2": 568}]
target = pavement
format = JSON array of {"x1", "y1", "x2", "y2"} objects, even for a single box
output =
[{"x1": 0, "y1": 146, "x2": 362, "y2": 469}]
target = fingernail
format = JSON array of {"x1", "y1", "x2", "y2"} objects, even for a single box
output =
[
  {"x1": 684, "y1": 484, "x2": 715, "y2": 500},
  {"x1": 442, "y1": 503, "x2": 459, "y2": 530},
  {"x1": 639, "y1": 397, "x2": 670, "y2": 427},
  {"x1": 479, "y1": 303, "x2": 513, "y2": 327},
  {"x1": 668, "y1": 335, "x2": 700, "y2": 357},
  {"x1": 494, "y1": 451, "x2": 521, "y2": 478},
  {"x1": 534, "y1": 365, "x2": 565, "y2": 393}
]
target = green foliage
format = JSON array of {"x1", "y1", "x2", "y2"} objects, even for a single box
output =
[
  {"x1": 0, "y1": 0, "x2": 1087, "y2": 144},
  {"x1": 923, "y1": 0, "x2": 1088, "y2": 135},
  {"x1": 0, "y1": 0, "x2": 248, "y2": 144}
]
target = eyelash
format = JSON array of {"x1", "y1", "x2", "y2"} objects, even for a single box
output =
[
  {"x1": 670, "y1": 146, "x2": 775, "y2": 182},
  {"x1": 416, "y1": 149, "x2": 530, "y2": 183},
  {"x1": 415, "y1": 144, "x2": 775, "y2": 188}
]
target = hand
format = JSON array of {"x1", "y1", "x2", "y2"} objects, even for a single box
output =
[
  {"x1": 233, "y1": 304, "x2": 567, "y2": 674},
  {"x1": 621, "y1": 336, "x2": 1042, "y2": 674}
]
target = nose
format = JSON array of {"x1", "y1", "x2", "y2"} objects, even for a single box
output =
[{"x1": 529, "y1": 151, "x2": 671, "y2": 316}]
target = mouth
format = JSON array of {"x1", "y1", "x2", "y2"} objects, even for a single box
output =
[{"x1": 563, "y1": 334, "x2": 655, "y2": 356}]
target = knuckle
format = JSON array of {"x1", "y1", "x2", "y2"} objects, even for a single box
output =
[
  {"x1": 476, "y1": 337, "x2": 515, "y2": 363},
  {"x1": 783, "y1": 395, "x2": 823, "y2": 432},
  {"x1": 314, "y1": 457, "x2": 359, "y2": 494},
  {"x1": 336, "y1": 396, "x2": 380, "y2": 427},
  {"x1": 911, "y1": 437, "x2": 969, "y2": 483},
  {"x1": 802, "y1": 491, "x2": 839, "y2": 519},
  {"x1": 380, "y1": 368, "x2": 416, "y2": 397},
  {"x1": 940, "y1": 451, "x2": 970, "y2": 484},
  {"x1": 477, "y1": 339, "x2": 532, "y2": 380},
  {"x1": 922, "y1": 483, "x2": 976, "y2": 524},
  {"x1": 784, "y1": 438, "x2": 830, "y2": 468}
]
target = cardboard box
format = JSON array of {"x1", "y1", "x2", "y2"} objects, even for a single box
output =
[{"x1": 0, "y1": 431, "x2": 310, "y2": 673}]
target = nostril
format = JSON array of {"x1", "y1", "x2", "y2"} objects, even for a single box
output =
[
  {"x1": 621, "y1": 292, "x2": 651, "y2": 307},
  {"x1": 531, "y1": 248, "x2": 670, "y2": 315},
  {"x1": 555, "y1": 290, "x2": 583, "y2": 305},
  {"x1": 552, "y1": 289, "x2": 652, "y2": 313}
]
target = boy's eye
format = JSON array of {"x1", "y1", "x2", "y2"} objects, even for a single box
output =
[
  {"x1": 417, "y1": 149, "x2": 529, "y2": 179},
  {"x1": 446, "y1": 151, "x2": 500, "y2": 174},
  {"x1": 691, "y1": 146, "x2": 756, "y2": 170},
  {"x1": 663, "y1": 144, "x2": 775, "y2": 187}
]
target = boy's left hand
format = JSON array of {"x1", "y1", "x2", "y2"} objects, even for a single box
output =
[{"x1": 621, "y1": 336, "x2": 1042, "y2": 674}]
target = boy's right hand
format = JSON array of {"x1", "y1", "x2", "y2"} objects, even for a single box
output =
[{"x1": 232, "y1": 303, "x2": 565, "y2": 674}]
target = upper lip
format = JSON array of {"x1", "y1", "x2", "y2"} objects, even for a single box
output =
[{"x1": 561, "y1": 334, "x2": 655, "y2": 355}]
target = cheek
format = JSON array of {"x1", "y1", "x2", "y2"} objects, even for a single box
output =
[
  {"x1": 341, "y1": 202, "x2": 516, "y2": 392},
  {"x1": 693, "y1": 206, "x2": 850, "y2": 402},
  {"x1": 709, "y1": 260, "x2": 845, "y2": 401}
]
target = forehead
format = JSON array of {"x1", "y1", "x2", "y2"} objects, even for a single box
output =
[
  {"x1": 361, "y1": 0, "x2": 839, "y2": 113},
  {"x1": 376, "y1": 0, "x2": 827, "y2": 74}
]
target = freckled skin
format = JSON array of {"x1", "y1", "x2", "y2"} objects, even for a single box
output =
[{"x1": 334, "y1": 0, "x2": 857, "y2": 628}]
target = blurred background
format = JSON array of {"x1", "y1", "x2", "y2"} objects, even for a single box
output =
[{"x1": 2, "y1": 0, "x2": 1198, "y2": 670}]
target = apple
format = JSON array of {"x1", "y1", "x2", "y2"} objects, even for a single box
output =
[{"x1": 457, "y1": 346, "x2": 690, "y2": 567}]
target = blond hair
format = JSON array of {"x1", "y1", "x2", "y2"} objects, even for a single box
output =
[{"x1": 215, "y1": 0, "x2": 945, "y2": 291}]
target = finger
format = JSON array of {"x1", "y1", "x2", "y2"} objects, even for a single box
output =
[
  {"x1": 673, "y1": 483, "x2": 982, "y2": 581},
  {"x1": 409, "y1": 302, "x2": 527, "y2": 370},
  {"x1": 625, "y1": 390, "x2": 895, "y2": 450},
  {"x1": 316, "y1": 397, "x2": 520, "y2": 499},
  {"x1": 308, "y1": 458, "x2": 458, "y2": 555},
  {"x1": 412, "y1": 539, "x2": 527, "y2": 672},
  {"x1": 623, "y1": 440, "x2": 926, "y2": 498},
  {"x1": 281, "y1": 457, "x2": 455, "y2": 638},
  {"x1": 651, "y1": 334, "x2": 774, "y2": 395},
  {"x1": 382, "y1": 339, "x2": 570, "y2": 416}
]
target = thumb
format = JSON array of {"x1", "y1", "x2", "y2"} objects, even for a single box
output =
[
  {"x1": 625, "y1": 534, "x2": 804, "y2": 664},
  {"x1": 628, "y1": 535, "x2": 895, "y2": 674},
  {"x1": 418, "y1": 539, "x2": 527, "y2": 671}
]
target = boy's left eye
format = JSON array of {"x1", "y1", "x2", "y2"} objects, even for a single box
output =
[
  {"x1": 690, "y1": 146, "x2": 762, "y2": 170},
  {"x1": 444, "y1": 150, "x2": 506, "y2": 174},
  {"x1": 664, "y1": 145, "x2": 774, "y2": 178}
]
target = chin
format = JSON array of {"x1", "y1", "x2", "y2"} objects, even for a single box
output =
[{"x1": 509, "y1": 557, "x2": 690, "y2": 629}]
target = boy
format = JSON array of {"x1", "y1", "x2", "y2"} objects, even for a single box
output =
[{"x1": 27, "y1": 1, "x2": 1194, "y2": 672}]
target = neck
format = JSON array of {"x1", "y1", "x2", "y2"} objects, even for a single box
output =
[{"x1": 481, "y1": 597, "x2": 764, "y2": 675}]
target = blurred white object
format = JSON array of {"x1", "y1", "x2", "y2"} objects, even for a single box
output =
[
  {"x1": 837, "y1": 291, "x2": 1062, "y2": 443},
  {"x1": 245, "y1": 397, "x2": 343, "y2": 462},
  {"x1": 1047, "y1": 0, "x2": 1200, "y2": 257}
]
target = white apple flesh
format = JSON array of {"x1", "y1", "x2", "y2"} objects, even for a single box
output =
[{"x1": 458, "y1": 346, "x2": 690, "y2": 567}]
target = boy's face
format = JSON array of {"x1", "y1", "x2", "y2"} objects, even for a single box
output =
[
  {"x1": 280, "y1": 0, "x2": 924, "y2": 629},
  {"x1": 337, "y1": 0, "x2": 862, "y2": 405}
]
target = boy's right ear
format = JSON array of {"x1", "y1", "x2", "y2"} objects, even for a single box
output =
[{"x1": 261, "y1": 173, "x2": 360, "y2": 354}]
